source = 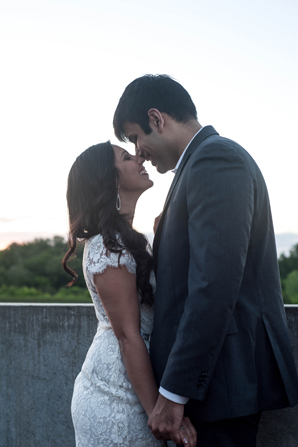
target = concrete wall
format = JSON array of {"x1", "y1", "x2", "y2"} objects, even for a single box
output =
[
  {"x1": 257, "y1": 306, "x2": 298, "y2": 447},
  {"x1": 0, "y1": 304, "x2": 297, "y2": 447},
  {"x1": 0, "y1": 304, "x2": 97, "y2": 447}
]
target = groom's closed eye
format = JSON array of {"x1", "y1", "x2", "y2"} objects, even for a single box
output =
[{"x1": 129, "y1": 135, "x2": 137, "y2": 145}]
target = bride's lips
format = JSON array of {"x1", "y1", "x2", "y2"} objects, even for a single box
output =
[{"x1": 139, "y1": 166, "x2": 149, "y2": 176}]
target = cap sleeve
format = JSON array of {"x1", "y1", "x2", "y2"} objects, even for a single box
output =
[{"x1": 85, "y1": 234, "x2": 136, "y2": 277}]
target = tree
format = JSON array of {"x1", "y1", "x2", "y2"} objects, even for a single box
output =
[
  {"x1": 278, "y1": 244, "x2": 298, "y2": 280},
  {"x1": 278, "y1": 243, "x2": 298, "y2": 304},
  {"x1": 0, "y1": 236, "x2": 88, "y2": 302}
]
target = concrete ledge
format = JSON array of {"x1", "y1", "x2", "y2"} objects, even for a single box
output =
[
  {"x1": 0, "y1": 304, "x2": 97, "y2": 447},
  {"x1": 257, "y1": 306, "x2": 298, "y2": 447},
  {"x1": 0, "y1": 304, "x2": 297, "y2": 447}
]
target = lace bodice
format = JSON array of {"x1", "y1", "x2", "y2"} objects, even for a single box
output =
[{"x1": 83, "y1": 233, "x2": 155, "y2": 337}]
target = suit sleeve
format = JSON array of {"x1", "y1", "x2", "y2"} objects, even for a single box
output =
[{"x1": 160, "y1": 141, "x2": 254, "y2": 401}]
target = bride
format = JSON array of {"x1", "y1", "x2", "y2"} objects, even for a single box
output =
[{"x1": 63, "y1": 141, "x2": 196, "y2": 447}]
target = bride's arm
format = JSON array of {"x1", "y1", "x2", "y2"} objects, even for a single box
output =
[
  {"x1": 93, "y1": 265, "x2": 158, "y2": 417},
  {"x1": 94, "y1": 265, "x2": 197, "y2": 446}
]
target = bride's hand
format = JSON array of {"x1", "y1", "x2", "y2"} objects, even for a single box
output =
[
  {"x1": 153, "y1": 213, "x2": 162, "y2": 234},
  {"x1": 178, "y1": 417, "x2": 197, "y2": 447}
]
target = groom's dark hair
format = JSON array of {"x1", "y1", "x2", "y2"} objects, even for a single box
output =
[{"x1": 113, "y1": 74, "x2": 198, "y2": 142}]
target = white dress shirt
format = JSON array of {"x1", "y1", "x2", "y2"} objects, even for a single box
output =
[
  {"x1": 159, "y1": 126, "x2": 206, "y2": 405},
  {"x1": 172, "y1": 126, "x2": 205, "y2": 174}
]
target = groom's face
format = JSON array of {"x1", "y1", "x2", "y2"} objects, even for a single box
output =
[{"x1": 123, "y1": 121, "x2": 171, "y2": 174}]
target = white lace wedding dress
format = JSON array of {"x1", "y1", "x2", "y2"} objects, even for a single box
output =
[{"x1": 71, "y1": 234, "x2": 166, "y2": 447}]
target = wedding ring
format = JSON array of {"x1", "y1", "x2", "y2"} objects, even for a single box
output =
[{"x1": 180, "y1": 425, "x2": 184, "y2": 430}]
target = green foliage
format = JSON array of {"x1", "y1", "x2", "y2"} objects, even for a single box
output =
[
  {"x1": 54, "y1": 286, "x2": 91, "y2": 301},
  {"x1": 282, "y1": 270, "x2": 298, "y2": 304},
  {"x1": 278, "y1": 244, "x2": 298, "y2": 304},
  {"x1": 0, "y1": 236, "x2": 89, "y2": 303},
  {"x1": 0, "y1": 284, "x2": 92, "y2": 303},
  {"x1": 278, "y1": 244, "x2": 298, "y2": 281},
  {"x1": 1, "y1": 237, "x2": 298, "y2": 304}
]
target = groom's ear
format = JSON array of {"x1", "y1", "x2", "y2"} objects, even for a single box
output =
[{"x1": 148, "y1": 109, "x2": 164, "y2": 133}]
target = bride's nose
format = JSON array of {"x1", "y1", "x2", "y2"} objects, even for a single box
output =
[{"x1": 136, "y1": 153, "x2": 145, "y2": 164}]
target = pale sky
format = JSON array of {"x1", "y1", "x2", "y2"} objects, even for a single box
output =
[{"x1": 0, "y1": 0, "x2": 297, "y2": 250}]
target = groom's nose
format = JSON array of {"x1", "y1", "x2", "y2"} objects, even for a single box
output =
[{"x1": 135, "y1": 147, "x2": 149, "y2": 161}]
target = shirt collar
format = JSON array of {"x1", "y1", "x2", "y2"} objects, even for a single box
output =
[{"x1": 172, "y1": 126, "x2": 205, "y2": 174}]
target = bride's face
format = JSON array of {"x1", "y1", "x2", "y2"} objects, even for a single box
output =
[{"x1": 113, "y1": 145, "x2": 153, "y2": 194}]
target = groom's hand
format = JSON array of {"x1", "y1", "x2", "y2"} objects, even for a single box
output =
[{"x1": 148, "y1": 394, "x2": 184, "y2": 444}]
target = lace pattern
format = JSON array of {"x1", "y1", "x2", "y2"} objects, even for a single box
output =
[
  {"x1": 83, "y1": 234, "x2": 137, "y2": 325},
  {"x1": 71, "y1": 234, "x2": 165, "y2": 446}
]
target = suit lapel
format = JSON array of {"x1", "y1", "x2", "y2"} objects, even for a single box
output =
[{"x1": 153, "y1": 126, "x2": 219, "y2": 264}]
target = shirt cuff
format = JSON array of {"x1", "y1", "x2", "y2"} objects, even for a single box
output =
[{"x1": 159, "y1": 386, "x2": 189, "y2": 404}]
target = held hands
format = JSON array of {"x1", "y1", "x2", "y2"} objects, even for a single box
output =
[
  {"x1": 178, "y1": 417, "x2": 197, "y2": 447},
  {"x1": 148, "y1": 394, "x2": 197, "y2": 447}
]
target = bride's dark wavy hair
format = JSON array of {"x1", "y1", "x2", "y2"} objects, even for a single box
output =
[{"x1": 62, "y1": 141, "x2": 154, "y2": 306}]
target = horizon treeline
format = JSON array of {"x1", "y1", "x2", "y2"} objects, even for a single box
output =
[
  {"x1": 0, "y1": 236, "x2": 90, "y2": 303},
  {"x1": 0, "y1": 236, "x2": 297, "y2": 304}
]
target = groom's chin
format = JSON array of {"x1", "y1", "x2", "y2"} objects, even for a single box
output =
[{"x1": 156, "y1": 165, "x2": 168, "y2": 174}]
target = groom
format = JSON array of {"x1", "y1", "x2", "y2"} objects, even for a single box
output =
[{"x1": 113, "y1": 75, "x2": 298, "y2": 446}]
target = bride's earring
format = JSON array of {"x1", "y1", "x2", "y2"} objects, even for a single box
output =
[{"x1": 116, "y1": 189, "x2": 121, "y2": 211}]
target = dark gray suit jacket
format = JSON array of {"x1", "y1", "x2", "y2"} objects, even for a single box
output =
[{"x1": 151, "y1": 126, "x2": 298, "y2": 422}]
